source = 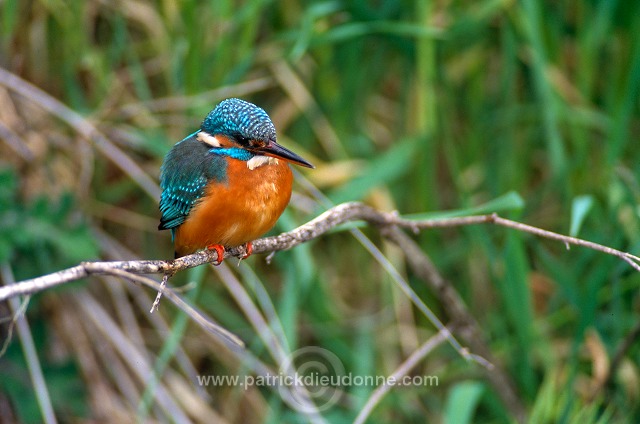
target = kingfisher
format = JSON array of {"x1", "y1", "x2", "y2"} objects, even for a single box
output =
[{"x1": 158, "y1": 98, "x2": 314, "y2": 260}]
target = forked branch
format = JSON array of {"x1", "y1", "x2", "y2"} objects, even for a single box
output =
[{"x1": 2, "y1": 201, "x2": 639, "y2": 303}]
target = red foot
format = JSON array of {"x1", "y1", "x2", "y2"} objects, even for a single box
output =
[
  {"x1": 241, "y1": 242, "x2": 253, "y2": 259},
  {"x1": 206, "y1": 244, "x2": 226, "y2": 265}
]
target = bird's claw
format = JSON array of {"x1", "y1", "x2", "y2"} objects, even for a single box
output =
[
  {"x1": 235, "y1": 242, "x2": 253, "y2": 266},
  {"x1": 241, "y1": 242, "x2": 253, "y2": 259},
  {"x1": 238, "y1": 242, "x2": 253, "y2": 266},
  {"x1": 206, "y1": 244, "x2": 226, "y2": 265}
]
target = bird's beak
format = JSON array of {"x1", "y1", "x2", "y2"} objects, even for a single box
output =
[{"x1": 258, "y1": 140, "x2": 314, "y2": 168}]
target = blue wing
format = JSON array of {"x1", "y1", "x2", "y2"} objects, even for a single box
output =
[{"x1": 158, "y1": 132, "x2": 227, "y2": 232}]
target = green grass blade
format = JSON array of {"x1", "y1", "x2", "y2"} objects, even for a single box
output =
[
  {"x1": 569, "y1": 195, "x2": 594, "y2": 237},
  {"x1": 444, "y1": 382, "x2": 485, "y2": 424}
]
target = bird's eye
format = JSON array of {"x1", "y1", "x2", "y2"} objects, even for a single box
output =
[
  {"x1": 235, "y1": 135, "x2": 251, "y2": 145},
  {"x1": 233, "y1": 133, "x2": 266, "y2": 149}
]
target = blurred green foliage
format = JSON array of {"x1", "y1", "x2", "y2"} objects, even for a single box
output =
[
  {"x1": 0, "y1": 169, "x2": 97, "y2": 277},
  {"x1": 1, "y1": 0, "x2": 640, "y2": 423}
]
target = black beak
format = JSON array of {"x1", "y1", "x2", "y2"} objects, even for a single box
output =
[{"x1": 259, "y1": 140, "x2": 314, "y2": 168}]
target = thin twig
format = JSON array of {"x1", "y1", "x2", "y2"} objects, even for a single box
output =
[
  {"x1": 382, "y1": 226, "x2": 525, "y2": 421},
  {"x1": 348, "y1": 227, "x2": 492, "y2": 370},
  {"x1": 490, "y1": 215, "x2": 640, "y2": 267},
  {"x1": 1, "y1": 264, "x2": 57, "y2": 424},
  {"x1": 353, "y1": 330, "x2": 448, "y2": 424},
  {"x1": 150, "y1": 272, "x2": 172, "y2": 313},
  {"x1": 87, "y1": 267, "x2": 244, "y2": 348}
]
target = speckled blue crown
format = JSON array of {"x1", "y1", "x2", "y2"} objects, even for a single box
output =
[{"x1": 201, "y1": 98, "x2": 276, "y2": 141}]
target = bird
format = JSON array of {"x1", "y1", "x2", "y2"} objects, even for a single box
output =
[{"x1": 158, "y1": 98, "x2": 314, "y2": 260}]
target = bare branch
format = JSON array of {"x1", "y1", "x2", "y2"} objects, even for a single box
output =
[{"x1": 3, "y1": 201, "x2": 640, "y2": 303}]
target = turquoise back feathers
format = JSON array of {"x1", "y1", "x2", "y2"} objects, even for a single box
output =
[{"x1": 158, "y1": 136, "x2": 227, "y2": 232}]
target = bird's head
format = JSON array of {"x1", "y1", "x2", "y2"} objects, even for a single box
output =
[{"x1": 200, "y1": 98, "x2": 314, "y2": 168}]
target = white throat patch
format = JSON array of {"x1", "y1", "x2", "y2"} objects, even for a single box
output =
[
  {"x1": 247, "y1": 155, "x2": 279, "y2": 170},
  {"x1": 196, "y1": 131, "x2": 221, "y2": 147}
]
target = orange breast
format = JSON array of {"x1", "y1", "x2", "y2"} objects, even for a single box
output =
[{"x1": 174, "y1": 158, "x2": 293, "y2": 256}]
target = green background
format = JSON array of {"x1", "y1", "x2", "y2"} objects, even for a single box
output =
[{"x1": 1, "y1": 0, "x2": 639, "y2": 422}]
